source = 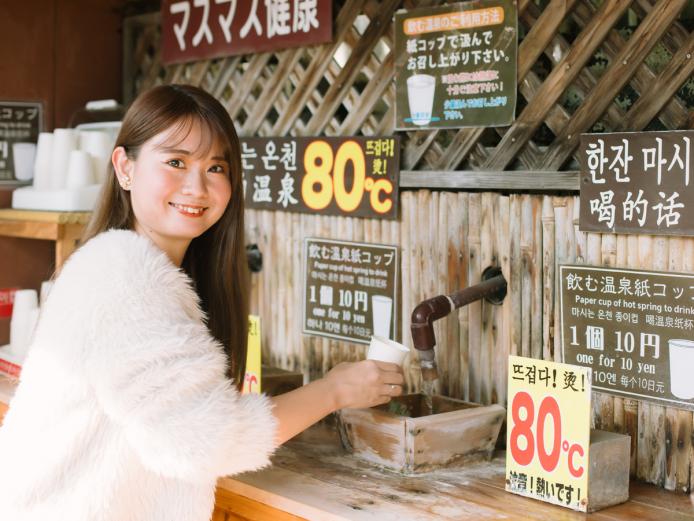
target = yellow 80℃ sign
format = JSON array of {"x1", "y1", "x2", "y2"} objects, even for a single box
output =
[{"x1": 505, "y1": 355, "x2": 592, "y2": 512}]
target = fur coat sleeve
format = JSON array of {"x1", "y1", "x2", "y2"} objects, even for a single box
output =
[{"x1": 39, "y1": 229, "x2": 278, "y2": 483}]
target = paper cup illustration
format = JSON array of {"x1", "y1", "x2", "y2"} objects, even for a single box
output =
[
  {"x1": 12, "y1": 142, "x2": 36, "y2": 181},
  {"x1": 406, "y1": 74, "x2": 436, "y2": 126},
  {"x1": 33, "y1": 132, "x2": 54, "y2": 190},
  {"x1": 371, "y1": 295, "x2": 393, "y2": 338},
  {"x1": 669, "y1": 339, "x2": 694, "y2": 399},
  {"x1": 367, "y1": 335, "x2": 409, "y2": 366}
]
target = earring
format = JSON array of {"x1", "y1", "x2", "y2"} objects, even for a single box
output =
[{"x1": 121, "y1": 176, "x2": 132, "y2": 189}]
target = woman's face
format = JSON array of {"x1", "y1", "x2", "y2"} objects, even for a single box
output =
[{"x1": 113, "y1": 120, "x2": 232, "y2": 263}]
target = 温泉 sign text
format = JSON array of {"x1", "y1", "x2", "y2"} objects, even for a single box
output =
[
  {"x1": 242, "y1": 136, "x2": 400, "y2": 220},
  {"x1": 394, "y1": 0, "x2": 517, "y2": 129},
  {"x1": 0, "y1": 101, "x2": 42, "y2": 181},
  {"x1": 303, "y1": 238, "x2": 398, "y2": 344},
  {"x1": 560, "y1": 265, "x2": 694, "y2": 411}
]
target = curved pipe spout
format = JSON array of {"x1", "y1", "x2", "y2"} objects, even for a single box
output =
[{"x1": 410, "y1": 272, "x2": 507, "y2": 352}]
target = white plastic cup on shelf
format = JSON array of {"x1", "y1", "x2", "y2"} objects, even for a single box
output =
[
  {"x1": 33, "y1": 132, "x2": 54, "y2": 190},
  {"x1": 79, "y1": 130, "x2": 112, "y2": 183},
  {"x1": 65, "y1": 150, "x2": 95, "y2": 189},
  {"x1": 51, "y1": 128, "x2": 78, "y2": 189},
  {"x1": 12, "y1": 142, "x2": 37, "y2": 181},
  {"x1": 9, "y1": 289, "x2": 39, "y2": 357},
  {"x1": 367, "y1": 335, "x2": 409, "y2": 366}
]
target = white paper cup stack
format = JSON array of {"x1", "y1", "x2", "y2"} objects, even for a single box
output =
[
  {"x1": 33, "y1": 132, "x2": 54, "y2": 190},
  {"x1": 367, "y1": 335, "x2": 410, "y2": 366},
  {"x1": 50, "y1": 128, "x2": 78, "y2": 189},
  {"x1": 10, "y1": 289, "x2": 39, "y2": 358},
  {"x1": 79, "y1": 130, "x2": 111, "y2": 183},
  {"x1": 66, "y1": 150, "x2": 95, "y2": 189}
]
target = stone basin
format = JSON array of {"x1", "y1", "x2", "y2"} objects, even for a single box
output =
[{"x1": 337, "y1": 393, "x2": 505, "y2": 474}]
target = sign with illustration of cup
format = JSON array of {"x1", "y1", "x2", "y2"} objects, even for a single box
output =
[
  {"x1": 303, "y1": 238, "x2": 398, "y2": 345},
  {"x1": 241, "y1": 136, "x2": 400, "y2": 220},
  {"x1": 0, "y1": 101, "x2": 43, "y2": 181},
  {"x1": 579, "y1": 130, "x2": 693, "y2": 236},
  {"x1": 161, "y1": 0, "x2": 332, "y2": 65},
  {"x1": 506, "y1": 356, "x2": 591, "y2": 512},
  {"x1": 560, "y1": 265, "x2": 694, "y2": 411},
  {"x1": 394, "y1": 0, "x2": 517, "y2": 130}
]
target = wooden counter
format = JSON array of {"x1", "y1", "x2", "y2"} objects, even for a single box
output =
[
  {"x1": 1, "y1": 378, "x2": 691, "y2": 520},
  {"x1": 217, "y1": 422, "x2": 694, "y2": 521}
]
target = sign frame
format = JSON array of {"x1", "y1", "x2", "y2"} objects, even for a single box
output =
[{"x1": 302, "y1": 237, "x2": 399, "y2": 345}]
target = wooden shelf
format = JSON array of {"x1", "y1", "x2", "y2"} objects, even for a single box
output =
[{"x1": 0, "y1": 209, "x2": 91, "y2": 269}]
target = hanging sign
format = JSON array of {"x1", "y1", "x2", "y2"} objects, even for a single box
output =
[
  {"x1": 0, "y1": 101, "x2": 42, "y2": 181},
  {"x1": 579, "y1": 130, "x2": 693, "y2": 236},
  {"x1": 303, "y1": 238, "x2": 398, "y2": 345},
  {"x1": 394, "y1": 0, "x2": 517, "y2": 130},
  {"x1": 161, "y1": 0, "x2": 332, "y2": 65},
  {"x1": 506, "y1": 355, "x2": 591, "y2": 512},
  {"x1": 560, "y1": 265, "x2": 694, "y2": 411},
  {"x1": 242, "y1": 136, "x2": 400, "y2": 220}
]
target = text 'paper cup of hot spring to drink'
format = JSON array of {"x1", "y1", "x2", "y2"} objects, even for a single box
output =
[
  {"x1": 367, "y1": 336, "x2": 409, "y2": 366},
  {"x1": 406, "y1": 74, "x2": 436, "y2": 126},
  {"x1": 669, "y1": 339, "x2": 694, "y2": 400}
]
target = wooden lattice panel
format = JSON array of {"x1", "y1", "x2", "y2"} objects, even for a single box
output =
[{"x1": 125, "y1": 0, "x2": 693, "y2": 174}]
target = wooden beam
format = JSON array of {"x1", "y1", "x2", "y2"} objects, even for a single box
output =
[{"x1": 399, "y1": 170, "x2": 580, "y2": 191}]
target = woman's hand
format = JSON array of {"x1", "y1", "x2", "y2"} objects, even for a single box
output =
[{"x1": 324, "y1": 360, "x2": 405, "y2": 410}]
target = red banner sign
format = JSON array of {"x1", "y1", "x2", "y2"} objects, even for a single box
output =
[{"x1": 161, "y1": 0, "x2": 333, "y2": 65}]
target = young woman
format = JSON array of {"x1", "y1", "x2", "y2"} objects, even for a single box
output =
[{"x1": 0, "y1": 84, "x2": 404, "y2": 521}]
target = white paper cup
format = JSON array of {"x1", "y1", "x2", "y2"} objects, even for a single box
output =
[
  {"x1": 79, "y1": 130, "x2": 111, "y2": 183},
  {"x1": 407, "y1": 74, "x2": 436, "y2": 126},
  {"x1": 33, "y1": 132, "x2": 54, "y2": 190},
  {"x1": 669, "y1": 339, "x2": 694, "y2": 399},
  {"x1": 51, "y1": 128, "x2": 78, "y2": 189},
  {"x1": 12, "y1": 289, "x2": 38, "y2": 315},
  {"x1": 367, "y1": 335, "x2": 409, "y2": 366},
  {"x1": 65, "y1": 150, "x2": 95, "y2": 188},
  {"x1": 12, "y1": 142, "x2": 36, "y2": 181},
  {"x1": 9, "y1": 290, "x2": 39, "y2": 357},
  {"x1": 40, "y1": 280, "x2": 54, "y2": 306}
]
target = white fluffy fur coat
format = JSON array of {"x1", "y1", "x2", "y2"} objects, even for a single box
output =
[{"x1": 0, "y1": 229, "x2": 277, "y2": 521}]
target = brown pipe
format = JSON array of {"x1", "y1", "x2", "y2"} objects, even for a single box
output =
[{"x1": 410, "y1": 273, "x2": 507, "y2": 352}]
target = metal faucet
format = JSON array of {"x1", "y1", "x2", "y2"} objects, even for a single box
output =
[{"x1": 410, "y1": 267, "x2": 508, "y2": 382}]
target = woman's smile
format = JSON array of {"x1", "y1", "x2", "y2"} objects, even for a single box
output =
[{"x1": 168, "y1": 202, "x2": 209, "y2": 217}]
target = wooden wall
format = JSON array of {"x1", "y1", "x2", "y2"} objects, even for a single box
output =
[
  {"x1": 0, "y1": 0, "x2": 124, "y2": 130},
  {"x1": 125, "y1": 0, "x2": 694, "y2": 491}
]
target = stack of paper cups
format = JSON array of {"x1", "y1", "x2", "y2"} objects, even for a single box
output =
[
  {"x1": 79, "y1": 130, "x2": 112, "y2": 183},
  {"x1": 66, "y1": 150, "x2": 95, "y2": 189},
  {"x1": 9, "y1": 289, "x2": 39, "y2": 358},
  {"x1": 40, "y1": 281, "x2": 54, "y2": 306},
  {"x1": 51, "y1": 128, "x2": 78, "y2": 189},
  {"x1": 33, "y1": 132, "x2": 54, "y2": 190}
]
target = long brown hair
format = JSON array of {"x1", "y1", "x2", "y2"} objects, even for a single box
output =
[{"x1": 83, "y1": 84, "x2": 249, "y2": 387}]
